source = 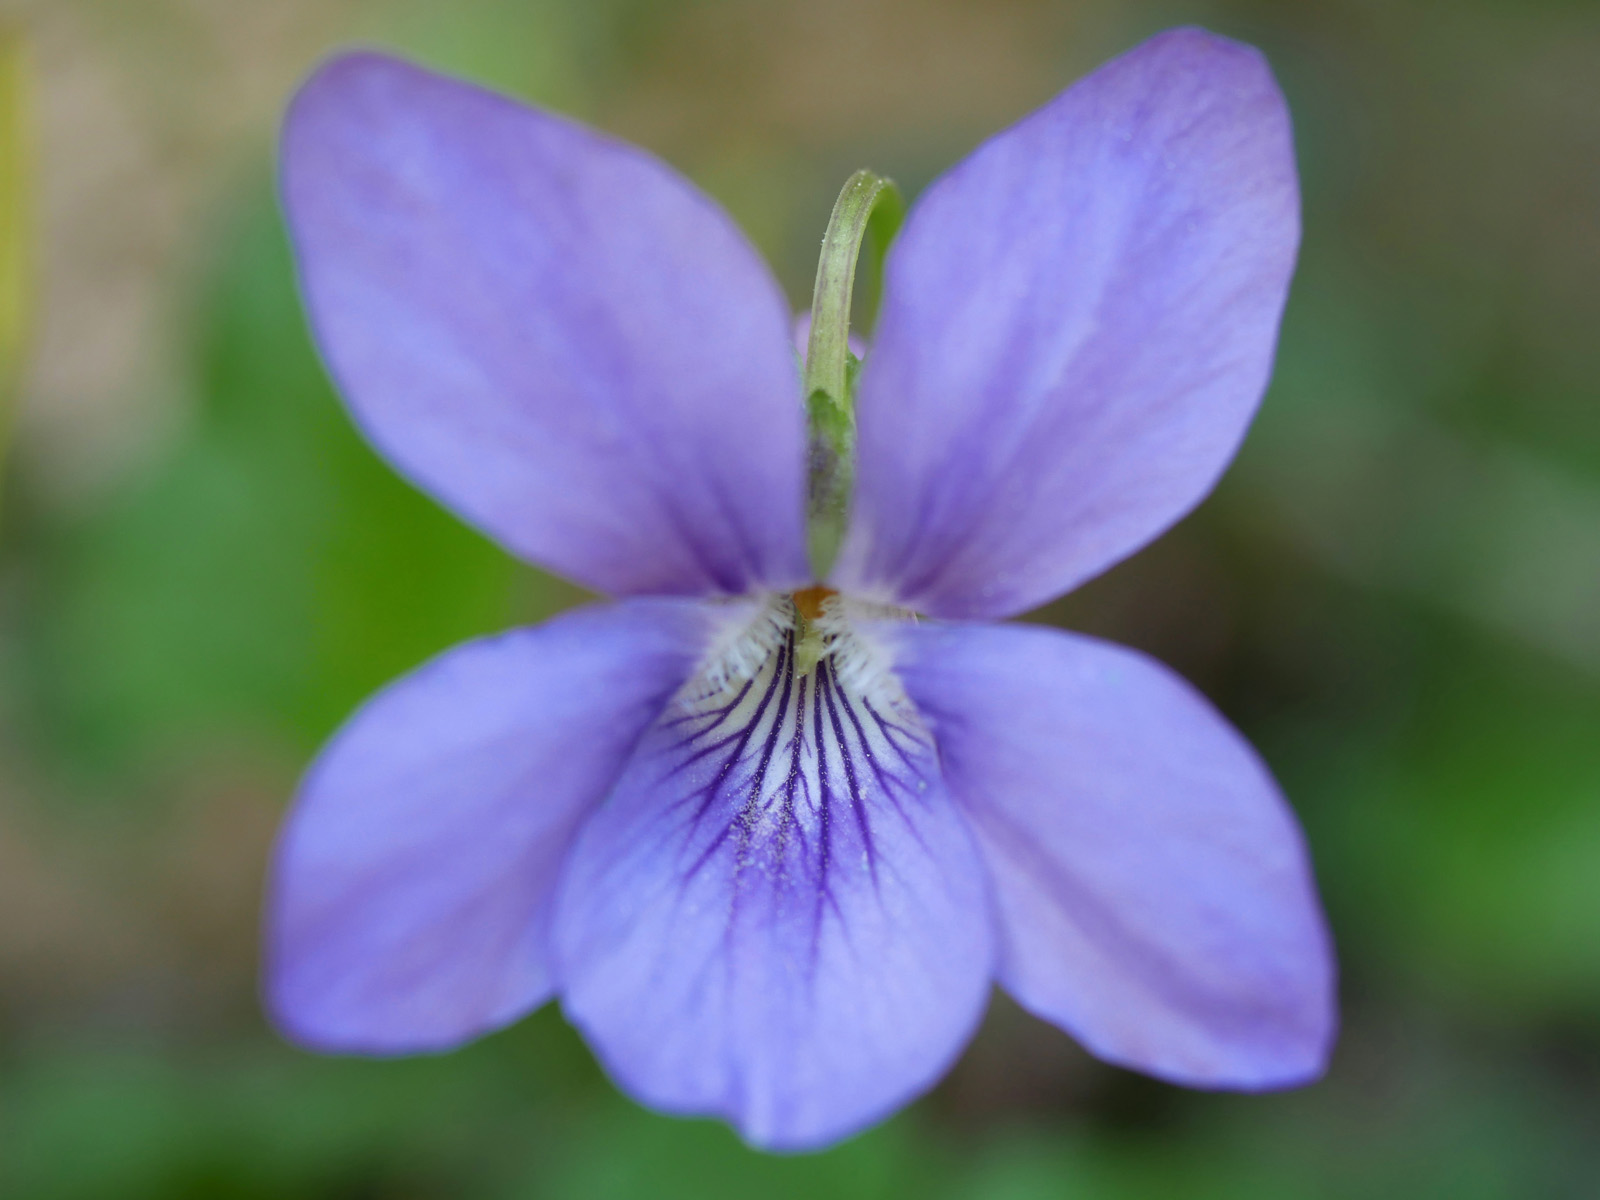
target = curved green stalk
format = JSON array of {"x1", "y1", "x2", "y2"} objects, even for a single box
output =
[{"x1": 803, "y1": 169, "x2": 903, "y2": 576}]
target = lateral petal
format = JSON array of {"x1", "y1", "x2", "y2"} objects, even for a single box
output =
[
  {"x1": 887, "y1": 619, "x2": 1336, "y2": 1087},
  {"x1": 283, "y1": 53, "x2": 808, "y2": 598},
  {"x1": 265, "y1": 600, "x2": 717, "y2": 1053},
  {"x1": 834, "y1": 29, "x2": 1300, "y2": 617}
]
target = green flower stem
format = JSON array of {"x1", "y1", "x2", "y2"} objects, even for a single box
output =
[{"x1": 803, "y1": 169, "x2": 903, "y2": 576}]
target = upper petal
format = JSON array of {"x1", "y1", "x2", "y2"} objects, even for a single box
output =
[
  {"x1": 885, "y1": 619, "x2": 1335, "y2": 1087},
  {"x1": 834, "y1": 29, "x2": 1300, "y2": 617},
  {"x1": 553, "y1": 613, "x2": 994, "y2": 1150},
  {"x1": 282, "y1": 53, "x2": 809, "y2": 598},
  {"x1": 265, "y1": 599, "x2": 718, "y2": 1053}
]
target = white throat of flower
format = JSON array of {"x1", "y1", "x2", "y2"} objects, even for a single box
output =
[
  {"x1": 657, "y1": 589, "x2": 936, "y2": 875},
  {"x1": 687, "y1": 589, "x2": 912, "y2": 713}
]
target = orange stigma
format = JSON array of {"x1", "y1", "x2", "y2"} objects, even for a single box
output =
[{"x1": 792, "y1": 586, "x2": 836, "y2": 623}]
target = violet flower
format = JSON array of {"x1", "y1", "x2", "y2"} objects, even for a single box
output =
[{"x1": 266, "y1": 27, "x2": 1335, "y2": 1151}]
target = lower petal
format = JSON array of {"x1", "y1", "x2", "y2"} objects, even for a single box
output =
[
  {"x1": 265, "y1": 599, "x2": 717, "y2": 1053},
  {"x1": 553, "y1": 614, "x2": 994, "y2": 1150},
  {"x1": 886, "y1": 620, "x2": 1336, "y2": 1088}
]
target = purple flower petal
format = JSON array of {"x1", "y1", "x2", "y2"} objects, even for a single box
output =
[
  {"x1": 552, "y1": 620, "x2": 994, "y2": 1149},
  {"x1": 885, "y1": 619, "x2": 1335, "y2": 1086},
  {"x1": 265, "y1": 600, "x2": 717, "y2": 1053},
  {"x1": 834, "y1": 29, "x2": 1300, "y2": 618},
  {"x1": 283, "y1": 53, "x2": 808, "y2": 598}
]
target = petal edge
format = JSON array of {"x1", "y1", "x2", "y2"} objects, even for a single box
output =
[
  {"x1": 835, "y1": 28, "x2": 1300, "y2": 617},
  {"x1": 885, "y1": 619, "x2": 1336, "y2": 1087},
  {"x1": 265, "y1": 599, "x2": 717, "y2": 1054},
  {"x1": 283, "y1": 53, "x2": 809, "y2": 598}
]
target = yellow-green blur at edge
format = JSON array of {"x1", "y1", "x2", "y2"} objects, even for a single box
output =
[{"x1": 0, "y1": 29, "x2": 29, "y2": 509}]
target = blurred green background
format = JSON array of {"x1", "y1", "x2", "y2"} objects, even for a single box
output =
[{"x1": 1, "y1": 0, "x2": 1598, "y2": 1196}]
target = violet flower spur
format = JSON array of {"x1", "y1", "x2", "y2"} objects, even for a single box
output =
[{"x1": 266, "y1": 27, "x2": 1337, "y2": 1151}]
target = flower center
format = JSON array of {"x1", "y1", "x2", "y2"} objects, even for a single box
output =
[
  {"x1": 656, "y1": 592, "x2": 936, "y2": 875},
  {"x1": 791, "y1": 585, "x2": 836, "y2": 624},
  {"x1": 688, "y1": 590, "x2": 909, "y2": 719}
]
